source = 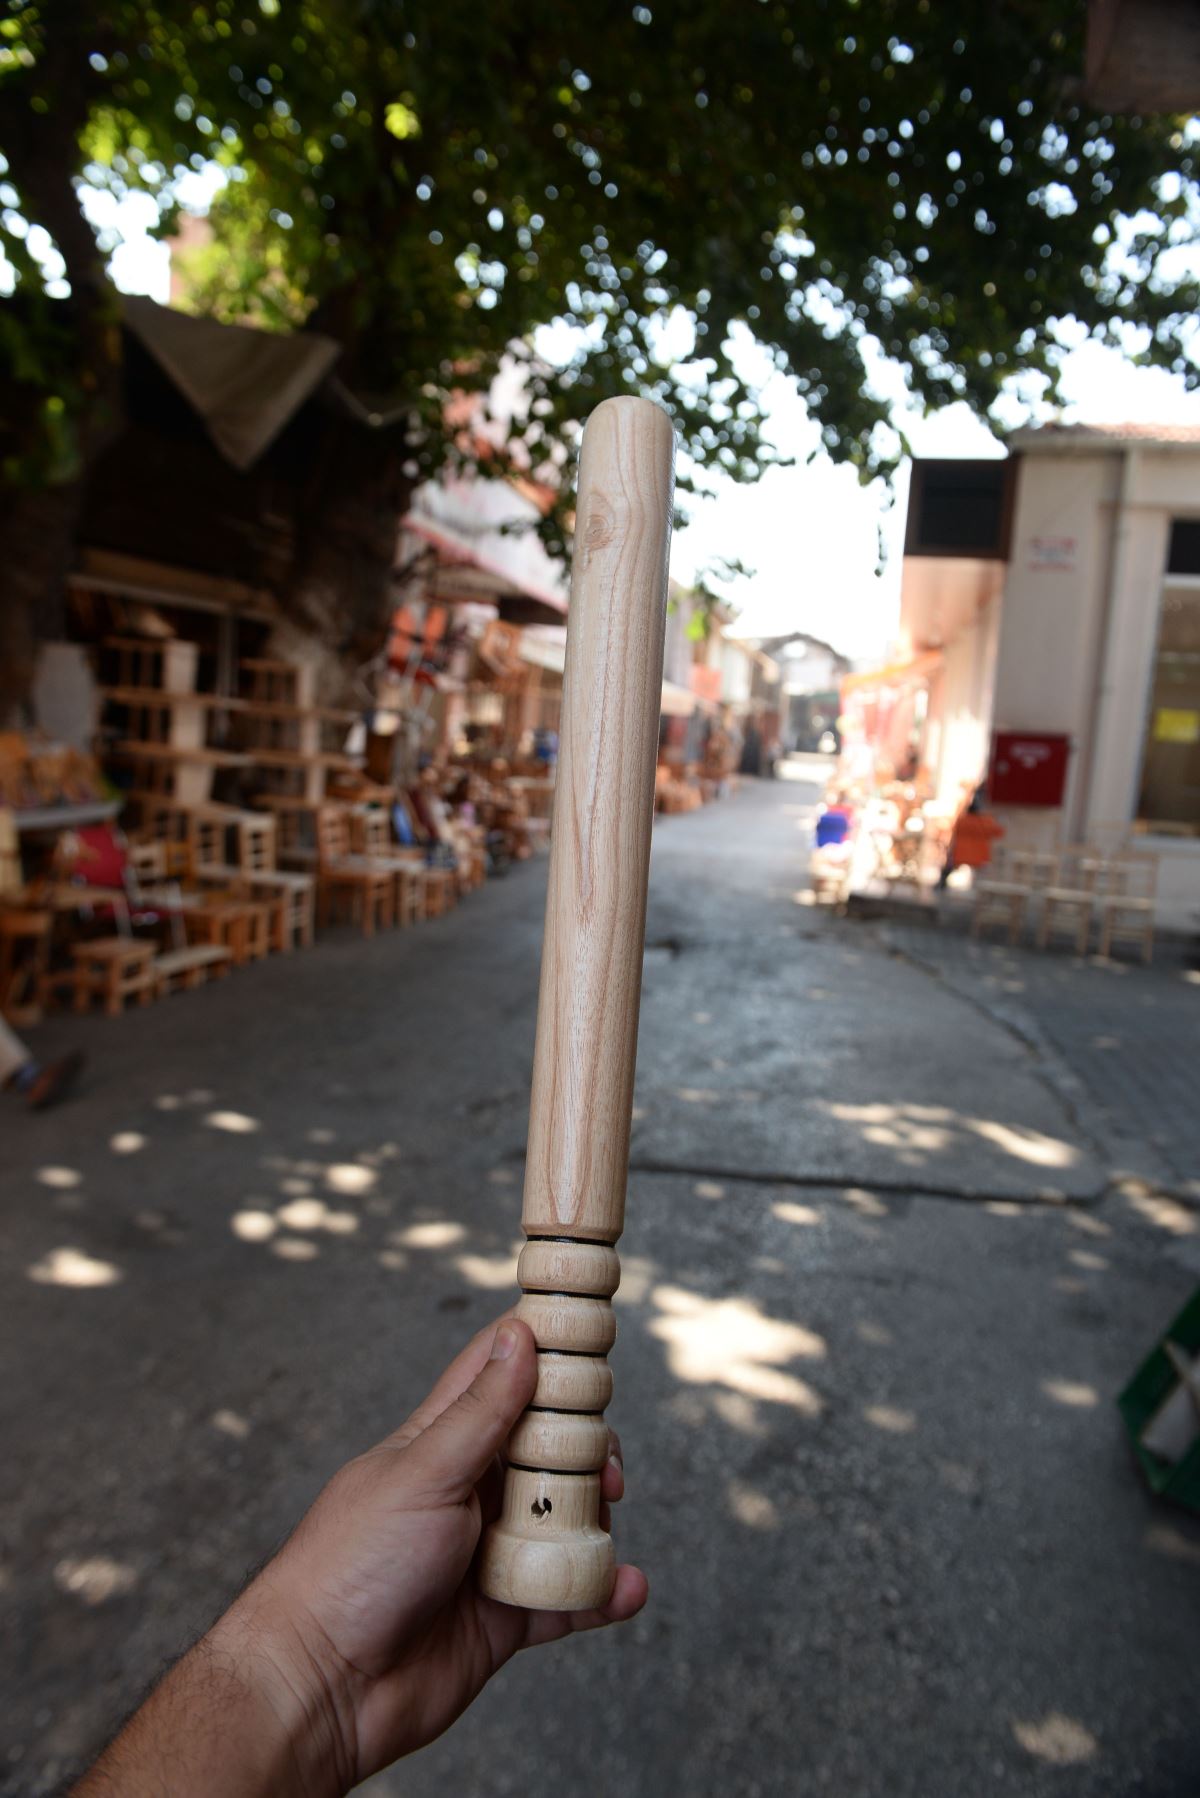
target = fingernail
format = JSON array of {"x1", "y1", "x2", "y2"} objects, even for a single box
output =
[
  {"x1": 490, "y1": 1324, "x2": 517, "y2": 1361},
  {"x1": 608, "y1": 1454, "x2": 623, "y2": 1477}
]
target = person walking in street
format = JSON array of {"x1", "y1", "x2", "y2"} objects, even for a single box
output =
[{"x1": 0, "y1": 1013, "x2": 84, "y2": 1110}]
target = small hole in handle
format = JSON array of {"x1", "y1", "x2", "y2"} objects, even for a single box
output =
[{"x1": 530, "y1": 1496, "x2": 553, "y2": 1518}]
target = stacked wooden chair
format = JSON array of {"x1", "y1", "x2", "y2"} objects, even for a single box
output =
[{"x1": 315, "y1": 806, "x2": 395, "y2": 936}]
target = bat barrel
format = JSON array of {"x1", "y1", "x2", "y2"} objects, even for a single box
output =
[{"x1": 478, "y1": 397, "x2": 675, "y2": 1610}]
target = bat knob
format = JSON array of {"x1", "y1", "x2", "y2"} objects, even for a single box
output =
[{"x1": 478, "y1": 1468, "x2": 615, "y2": 1610}]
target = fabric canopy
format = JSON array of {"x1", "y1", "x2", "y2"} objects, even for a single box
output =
[{"x1": 123, "y1": 296, "x2": 342, "y2": 470}]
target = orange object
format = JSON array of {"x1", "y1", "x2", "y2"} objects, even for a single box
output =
[{"x1": 951, "y1": 811, "x2": 1004, "y2": 869}]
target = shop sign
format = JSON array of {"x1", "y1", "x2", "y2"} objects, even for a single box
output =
[
  {"x1": 989, "y1": 731, "x2": 1070, "y2": 807},
  {"x1": 1154, "y1": 708, "x2": 1200, "y2": 745},
  {"x1": 1028, "y1": 536, "x2": 1077, "y2": 573}
]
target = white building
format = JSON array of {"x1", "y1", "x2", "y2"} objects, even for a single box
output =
[{"x1": 884, "y1": 424, "x2": 1200, "y2": 928}]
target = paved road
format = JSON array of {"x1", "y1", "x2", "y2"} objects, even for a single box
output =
[{"x1": 3, "y1": 771, "x2": 1199, "y2": 1796}]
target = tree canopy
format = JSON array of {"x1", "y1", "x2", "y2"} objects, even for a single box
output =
[{"x1": 3, "y1": 0, "x2": 1198, "y2": 539}]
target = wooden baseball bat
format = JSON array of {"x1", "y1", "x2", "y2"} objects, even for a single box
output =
[{"x1": 478, "y1": 396, "x2": 675, "y2": 1610}]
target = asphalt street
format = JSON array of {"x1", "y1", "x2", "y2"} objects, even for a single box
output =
[{"x1": 3, "y1": 764, "x2": 1199, "y2": 1797}]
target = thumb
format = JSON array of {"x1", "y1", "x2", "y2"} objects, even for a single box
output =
[{"x1": 405, "y1": 1319, "x2": 538, "y2": 1503}]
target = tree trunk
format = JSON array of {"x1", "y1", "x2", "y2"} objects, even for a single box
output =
[{"x1": 0, "y1": 480, "x2": 86, "y2": 725}]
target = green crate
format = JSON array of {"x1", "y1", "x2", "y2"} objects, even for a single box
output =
[{"x1": 1118, "y1": 1285, "x2": 1200, "y2": 1515}]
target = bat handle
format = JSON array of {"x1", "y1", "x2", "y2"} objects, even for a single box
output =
[{"x1": 478, "y1": 1238, "x2": 620, "y2": 1609}]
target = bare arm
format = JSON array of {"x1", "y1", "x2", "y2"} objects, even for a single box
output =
[{"x1": 72, "y1": 1320, "x2": 644, "y2": 1797}]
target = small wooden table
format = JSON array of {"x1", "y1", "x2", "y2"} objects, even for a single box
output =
[{"x1": 71, "y1": 937, "x2": 157, "y2": 1015}]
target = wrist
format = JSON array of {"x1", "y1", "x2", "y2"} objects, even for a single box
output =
[
  {"x1": 71, "y1": 1592, "x2": 352, "y2": 1798},
  {"x1": 210, "y1": 1578, "x2": 357, "y2": 1798}
]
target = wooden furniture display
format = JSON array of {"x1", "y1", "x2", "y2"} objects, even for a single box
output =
[
  {"x1": 315, "y1": 807, "x2": 395, "y2": 936},
  {"x1": 347, "y1": 808, "x2": 424, "y2": 926},
  {"x1": 179, "y1": 892, "x2": 271, "y2": 968},
  {"x1": 154, "y1": 944, "x2": 233, "y2": 995},
  {"x1": 1096, "y1": 851, "x2": 1157, "y2": 962},
  {"x1": 238, "y1": 659, "x2": 360, "y2": 806},
  {"x1": 0, "y1": 909, "x2": 52, "y2": 1027},
  {"x1": 970, "y1": 845, "x2": 1055, "y2": 944},
  {"x1": 102, "y1": 638, "x2": 249, "y2": 811},
  {"x1": 1037, "y1": 846, "x2": 1101, "y2": 954},
  {"x1": 71, "y1": 937, "x2": 157, "y2": 1015},
  {"x1": 478, "y1": 397, "x2": 674, "y2": 1611},
  {"x1": 228, "y1": 811, "x2": 316, "y2": 951}
]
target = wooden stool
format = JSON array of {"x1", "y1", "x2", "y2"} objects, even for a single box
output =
[
  {"x1": 421, "y1": 865, "x2": 456, "y2": 919},
  {"x1": 241, "y1": 898, "x2": 272, "y2": 962},
  {"x1": 154, "y1": 945, "x2": 233, "y2": 995},
  {"x1": 71, "y1": 937, "x2": 157, "y2": 1016},
  {"x1": 181, "y1": 896, "x2": 258, "y2": 966},
  {"x1": 0, "y1": 908, "x2": 53, "y2": 1027}
]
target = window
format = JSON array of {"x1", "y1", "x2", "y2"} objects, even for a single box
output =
[
  {"x1": 1136, "y1": 543, "x2": 1200, "y2": 836},
  {"x1": 1167, "y1": 518, "x2": 1200, "y2": 575},
  {"x1": 905, "y1": 458, "x2": 1015, "y2": 559}
]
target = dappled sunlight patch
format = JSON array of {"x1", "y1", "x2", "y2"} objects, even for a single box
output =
[
  {"x1": 54, "y1": 1555, "x2": 137, "y2": 1606},
  {"x1": 211, "y1": 1409, "x2": 251, "y2": 1440},
  {"x1": 231, "y1": 1209, "x2": 277, "y2": 1243},
  {"x1": 307, "y1": 1127, "x2": 336, "y2": 1145},
  {"x1": 276, "y1": 1199, "x2": 358, "y2": 1235},
  {"x1": 1065, "y1": 1210, "x2": 1111, "y2": 1238},
  {"x1": 28, "y1": 1247, "x2": 120, "y2": 1288},
  {"x1": 825, "y1": 1100, "x2": 1077, "y2": 1171},
  {"x1": 938, "y1": 1459, "x2": 981, "y2": 1497},
  {"x1": 841, "y1": 1188, "x2": 889, "y2": 1219},
  {"x1": 1042, "y1": 1378, "x2": 1099, "y2": 1409},
  {"x1": 1013, "y1": 1713, "x2": 1097, "y2": 1767},
  {"x1": 377, "y1": 1248, "x2": 409, "y2": 1272},
  {"x1": 613, "y1": 1254, "x2": 654, "y2": 1306},
  {"x1": 205, "y1": 1109, "x2": 260, "y2": 1135},
  {"x1": 856, "y1": 1319, "x2": 893, "y2": 1347},
  {"x1": 324, "y1": 1163, "x2": 377, "y2": 1196},
  {"x1": 694, "y1": 1179, "x2": 726, "y2": 1200},
  {"x1": 649, "y1": 1285, "x2": 825, "y2": 1413},
  {"x1": 36, "y1": 1166, "x2": 82, "y2": 1190},
  {"x1": 863, "y1": 1403, "x2": 916, "y2": 1434},
  {"x1": 726, "y1": 1478, "x2": 779, "y2": 1530},
  {"x1": 969, "y1": 1119, "x2": 1076, "y2": 1169},
  {"x1": 279, "y1": 1176, "x2": 313, "y2": 1197},
  {"x1": 110, "y1": 1132, "x2": 146, "y2": 1155},
  {"x1": 773, "y1": 1200, "x2": 820, "y2": 1226},
  {"x1": 711, "y1": 1391, "x2": 767, "y2": 1436},
  {"x1": 1053, "y1": 1275, "x2": 1088, "y2": 1295},
  {"x1": 986, "y1": 1201, "x2": 1024, "y2": 1218},
  {"x1": 1123, "y1": 1190, "x2": 1198, "y2": 1236},
  {"x1": 675, "y1": 1087, "x2": 722, "y2": 1106},
  {"x1": 1068, "y1": 1249, "x2": 1108, "y2": 1272},
  {"x1": 487, "y1": 1166, "x2": 518, "y2": 1186},
  {"x1": 1143, "y1": 1522, "x2": 1200, "y2": 1567},
  {"x1": 455, "y1": 1252, "x2": 518, "y2": 1291},
  {"x1": 395, "y1": 1220, "x2": 466, "y2": 1250},
  {"x1": 270, "y1": 1237, "x2": 319, "y2": 1263},
  {"x1": 155, "y1": 1094, "x2": 182, "y2": 1111}
]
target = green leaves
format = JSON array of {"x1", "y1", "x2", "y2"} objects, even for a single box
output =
[{"x1": 2, "y1": 0, "x2": 1198, "y2": 511}]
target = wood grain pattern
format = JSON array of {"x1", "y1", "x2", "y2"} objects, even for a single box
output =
[{"x1": 478, "y1": 396, "x2": 674, "y2": 1610}]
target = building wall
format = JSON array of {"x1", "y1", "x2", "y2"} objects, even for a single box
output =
[{"x1": 992, "y1": 446, "x2": 1200, "y2": 927}]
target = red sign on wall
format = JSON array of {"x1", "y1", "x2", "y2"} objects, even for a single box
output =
[{"x1": 989, "y1": 732, "x2": 1070, "y2": 808}]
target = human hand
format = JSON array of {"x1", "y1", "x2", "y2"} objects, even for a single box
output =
[{"x1": 206, "y1": 1315, "x2": 644, "y2": 1793}]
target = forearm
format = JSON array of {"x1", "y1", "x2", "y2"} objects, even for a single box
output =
[{"x1": 70, "y1": 1593, "x2": 350, "y2": 1798}]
